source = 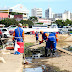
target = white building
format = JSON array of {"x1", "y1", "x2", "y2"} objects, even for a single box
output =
[
  {"x1": 70, "y1": 13, "x2": 72, "y2": 20},
  {"x1": 53, "y1": 13, "x2": 62, "y2": 19},
  {"x1": 45, "y1": 8, "x2": 54, "y2": 19},
  {"x1": 31, "y1": 8, "x2": 42, "y2": 18},
  {"x1": 45, "y1": 7, "x2": 71, "y2": 21},
  {"x1": 9, "y1": 4, "x2": 29, "y2": 20},
  {"x1": 51, "y1": 11, "x2": 71, "y2": 21},
  {"x1": 53, "y1": 13, "x2": 63, "y2": 21},
  {"x1": 62, "y1": 11, "x2": 70, "y2": 20}
]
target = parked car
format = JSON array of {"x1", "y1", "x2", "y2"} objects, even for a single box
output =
[
  {"x1": 0, "y1": 28, "x2": 10, "y2": 38},
  {"x1": 9, "y1": 30, "x2": 14, "y2": 35},
  {"x1": 0, "y1": 29, "x2": 2, "y2": 38}
]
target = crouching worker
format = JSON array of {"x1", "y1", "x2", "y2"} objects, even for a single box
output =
[
  {"x1": 39, "y1": 31, "x2": 49, "y2": 57},
  {"x1": 12, "y1": 23, "x2": 24, "y2": 55},
  {"x1": 35, "y1": 31, "x2": 39, "y2": 43},
  {"x1": 47, "y1": 32, "x2": 58, "y2": 53}
]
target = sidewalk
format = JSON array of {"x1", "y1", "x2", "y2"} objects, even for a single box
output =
[{"x1": 0, "y1": 51, "x2": 23, "y2": 72}]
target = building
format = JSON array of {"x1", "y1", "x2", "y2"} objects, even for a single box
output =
[
  {"x1": 53, "y1": 13, "x2": 63, "y2": 21},
  {"x1": 53, "y1": 13, "x2": 62, "y2": 19},
  {"x1": 38, "y1": 18, "x2": 51, "y2": 25},
  {"x1": 45, "y1": 7, "x2": 71, "y2": 21},
  {"x1": 0, "y1": 13, "x2": 8, "y2": 20},
  {"x1": 45, "y1": 8, "x2": 54, "y2": 19},
  {"x1": 70, "y1": 13, "x2": 72, "y2": 20},
  {"x1": 53, "y1": 11, "x2": 70, "y2": 21},
  {"x1": 62, "y1": 11, "x2": 70, "y2": 20},
  {"x1": 0, "y1": 4, "x2": 29, "y2": 21},
  {"x1": 31, "y1": 8, "x2": 42, "y2": 18}
]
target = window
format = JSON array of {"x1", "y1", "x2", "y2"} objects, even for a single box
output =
[{"x1": 2, "y1": 29, "x2": 7, "y2": 31}]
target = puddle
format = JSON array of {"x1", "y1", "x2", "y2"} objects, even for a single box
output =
[
  {"x1": 23, "y1": 67, "x2": 43, "y2": 72},
  {"x1": 63, "y1": 46, "x2": 72, "y2": 52},
  {"x1": 25, "y1": 57, "x2": 32, "y2": 63},
  {"x1": 23, "y1": 64, "x2": 69, "y2": 72},
  {"x1": 23, "y1": 65, "x2": 46, "y2": 72}
]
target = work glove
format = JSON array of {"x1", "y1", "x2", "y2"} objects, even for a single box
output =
[
  {"x1": 39, "y1": 41, "x2": 41, "y2": 44},
  {"x1": 39, "y1": 42, "x2": 41, "y2": 44}
]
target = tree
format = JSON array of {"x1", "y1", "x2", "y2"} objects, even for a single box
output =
[
  {"x1": 65, "y1": 19, "x2": 72, "y2": 26},
  {"x1": 20, "y1": 20, "x2": 34, "y2": 27},
  {"x1": 55, "y1": 19, "x2": 72, "y2": 27},
  {"x1": 55, "y1": 20, "x2": 63, "y2": 27},
  {"x1": 0, "y1": 18, "x2": 18, "y2": 27},
  {"x1": 29, "y1": 16, "x2": 38, "y2": 23}
]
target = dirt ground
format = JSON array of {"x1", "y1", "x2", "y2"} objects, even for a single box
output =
[
  {"x1": 3, "y1": 34, "x2": 72, "y2": 72},
  {"x1": 24, "y1": 34, "x2": 72, "y2": 72}
]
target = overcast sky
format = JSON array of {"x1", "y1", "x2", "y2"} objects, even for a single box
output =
[{"x1": 0, "y1": 0, "x2": 72, "y2": 17}]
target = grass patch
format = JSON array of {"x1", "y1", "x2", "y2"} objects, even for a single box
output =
[
  {"x1": 0, "y1": 45, "x2": 2, "y2": 47},
  {"x1": 0, "y1": 45, "x2": 2, "y2": 49},
  {"x1": 69, "y1": 48, "x2": 72, "y2": 51},
  {"x1": 70, "y1": 31, "x2": 72, "y2": 33},
  {"x1": 24, "y1": 43, "x2": 34, "y2": 56},
  {"x1": 24, "y1": 43, "x2": 34, "y2": 48}
]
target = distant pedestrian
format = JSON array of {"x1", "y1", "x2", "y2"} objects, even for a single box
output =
[{"x1": 35, "y1": 31, "x2": 39, "y2": 43}]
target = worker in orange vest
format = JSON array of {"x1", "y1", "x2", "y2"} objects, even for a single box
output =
[{"x1": 39, "y1": 31, "x2": 48, "y2": 57}]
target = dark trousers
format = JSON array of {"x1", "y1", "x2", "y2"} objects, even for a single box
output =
[
  {"x1": 45, "y1": 46, "x2": 48, "y2": 56},
  {"x1": 46, "y1": 40, "x2": 56, "y2": 50}
]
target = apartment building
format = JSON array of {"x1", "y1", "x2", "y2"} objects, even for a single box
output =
[
  {"x1": 45, "y1": 7, "x2": 71, "y2": 21},
  {"x1": 45, "y1": 8, "x2": 54, "y2": 19},
  {"x1": 53, "y1": 11, "x2": 70, "y2": 21},
  {"x1": 62, "y1": 11, "x2": 70, "y2": 20},
  {"x1": 70, "y1": 13, "x2": 72, "y2": 20},
  {"x1": 31, "y1": 8, "x2": 42, "y2": 18}
]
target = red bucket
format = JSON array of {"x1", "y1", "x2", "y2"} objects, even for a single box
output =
[{"x1": 17, "y1": 42, "x2": 24, "y2": 53}]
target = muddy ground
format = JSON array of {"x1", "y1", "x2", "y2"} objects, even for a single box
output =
[{"x1": 23, "y1": 34, "x2": 72, "y2": 72}]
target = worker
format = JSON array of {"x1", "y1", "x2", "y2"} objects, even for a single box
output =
[
  {"x1": 39, "y1": 31, "x2": 48, "y2": 57},
  {"x1": 47, "y1": 32, "x2": 58, "y2": 53},
  {"x1": 35, "y1": 31, "x2": 39, "y2": 43},
  {"x1": 12, "y1": 23, "x2": 24, "y2": 54}
]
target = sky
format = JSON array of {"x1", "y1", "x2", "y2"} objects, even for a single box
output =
[{"x1": 0, "y1": 0, "x2": 72, "y2": 18}]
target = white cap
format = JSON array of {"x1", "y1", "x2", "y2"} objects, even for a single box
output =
[{"x1": 19, "y1": 23, "x2": 22, "y2": 26}]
